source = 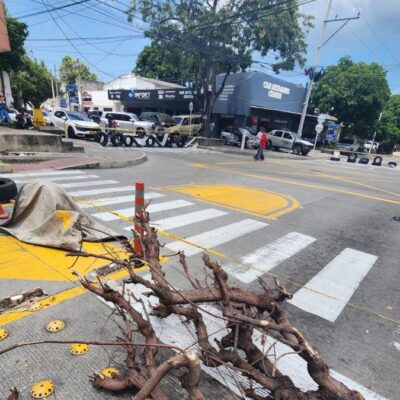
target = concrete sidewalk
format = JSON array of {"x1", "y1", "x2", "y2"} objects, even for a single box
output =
[{"x1": 1, "y1": 137, "x2": 148, "y2": 171}]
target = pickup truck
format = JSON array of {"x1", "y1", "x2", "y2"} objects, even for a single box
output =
[{"x1": 268, "y1": 129, "x2": 314, "y2": 156}]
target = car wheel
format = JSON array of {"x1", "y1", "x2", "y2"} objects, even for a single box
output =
[
  {"x1": 0, "y1": 178, "x2": 18, "y2": 202},
  {"x1": 67, "y1": 126, "x2": 75, "y2": 139},
  {"x1": 123, "y1": 135, "x2": 135, "y2": 147},
  {"x1": 136, "y1": 128, "x2": 145, "y2": 139},
  {"x1": 110, "y1": 133, "x2": 123, "y2": 147},
  {"x1": 301, "y1": 148, "x2": 310, "y2": 156},
  {"x1": 293, "y1": 144, "x2": 302, "y2": 155},
  {"x1": 49, "y1": 122, "x2": 54, "y2": 127},
  {"x1": 146, "y1": 136, "x2": 156, "y2": 147},
  {"x1": 222, "y1": 137, "x2": 227, "y2": 145}
]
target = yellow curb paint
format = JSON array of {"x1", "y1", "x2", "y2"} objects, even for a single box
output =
[
  {"x1": 0, "y1": 235, "x2": 129, "y2": 282},
  {"x1": 162, "y1": 184, "x2": 300, "y2": 220}
]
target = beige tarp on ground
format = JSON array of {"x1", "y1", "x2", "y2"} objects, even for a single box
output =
[{"x1": 0, "y1": 181, "x2": 124, "y2": 251}]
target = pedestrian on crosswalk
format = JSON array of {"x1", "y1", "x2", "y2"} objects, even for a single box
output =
[{"x1": 254, "y1": 127, "x2": 268, "y2": 161}]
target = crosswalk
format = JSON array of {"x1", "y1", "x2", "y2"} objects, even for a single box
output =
[{"x1": 6, "y1": 169, "x2": 379, "y2": 324}]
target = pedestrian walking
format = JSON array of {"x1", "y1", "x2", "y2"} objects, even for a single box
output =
[{"x1": 254, "y1": 126, "x2": 268, "y2": 160}]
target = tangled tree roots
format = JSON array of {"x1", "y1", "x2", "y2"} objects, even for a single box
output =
[{"x1": 6, "y1": 208, "x2": 366, "y2": 400}]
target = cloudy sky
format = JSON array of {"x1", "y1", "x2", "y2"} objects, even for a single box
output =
[{"x1": 7, "y1": 0, "x2": 400, "y2": 92}]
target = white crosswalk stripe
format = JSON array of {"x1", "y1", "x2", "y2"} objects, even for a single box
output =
[
  {"x1": 68, "y1": 186, "x2": 133, "y2": 197},
  {"x1": 92, "y1": 199, "x2": 194, "y2": 222},
  {"x1": 288, "y1": 248, "x2": 378, "y2": 322},
  {"x1": 1, "y1": 170, "x2": 85, "y2": 179},
  {"x1": 59, "y1": 179, "x2": 118, "y2": 189},
  {"x1": 129, "y1": 208, "x2": 228, "y2": 231},
  {"x1": 14, "y1": 175, "x2": 99, "y2": 184},
  {"x1": 102, "y1": 280, "x2": 387, "y2": 400},
  {"x1": 226, "y1": 232, "x2": 316, "y2": 283},
  {"x1": 78, "y1": 192, "x2": 164, "y2": 209},
  {"x1": 166, "y1": 219, "x2": 268, "y2": 256}
]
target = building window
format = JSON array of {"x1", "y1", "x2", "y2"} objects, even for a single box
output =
[
  {"x1": 93, "y1": 107, "x2": 99, "y2": 110},
  {"x1": 103, "y1": 107, "x2": 112, "y2": 111}
]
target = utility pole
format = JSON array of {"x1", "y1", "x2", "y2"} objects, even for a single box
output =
[
  {"x1": 50, "y1": 74, "x2": 55, "y2": 110},
  {"x1": 369, "y1": 112, "x2": 382, "y2": 153},
  {"x1": 76, "y1": 59, "x2": 82, "y2": 112},
  {"x1": 297, "y1": 0, "x2": 333, "y2": 136},
  {"x1": 54, "y1": 65, "x2": 59, "y2": 98},
  {"x1": 297, "y1": 2, "x2": 360, "y2": 136}
]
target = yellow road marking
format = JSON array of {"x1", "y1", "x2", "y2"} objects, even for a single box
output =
[
  {"x1": 158, "y1": 184, "x2": 300, "y2": 220},
  {"x1": 192, "y1": 164, "x2": 400, "y2": 206},
  {"x1": 0, "y1": 236, "x2": 129, "y2": 282}
]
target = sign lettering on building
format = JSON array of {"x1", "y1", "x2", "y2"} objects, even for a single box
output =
[
  {"x1": 219, "y1": 85, "x2": 235, "y2": 101},
  {"x1": 263, "y1": 81, "x2": 291, "y2": 100}
]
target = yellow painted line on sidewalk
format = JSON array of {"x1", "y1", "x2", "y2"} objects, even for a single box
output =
[
  {"x1": 191, "y1": 164, "x2": 400, "y2": 206},
  {"x1": 158, "y1": 184, "x2": 300, "y2": 220},
  {"x1": 0, "y1": 266, "x2": 145, "y2": 327}
]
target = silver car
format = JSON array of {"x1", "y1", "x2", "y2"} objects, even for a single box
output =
[
  {"x1": 221, "y1": 127, "x2": 258, "y2": 148},
  {"x1": 99, "y1": 111, "x2": 155, "y2": 137},
  {"x1": 268, "y1": 129, "x2": 314, "y2": 155}
]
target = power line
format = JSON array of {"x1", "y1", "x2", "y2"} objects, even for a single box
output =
[
  {"x1": 350, "y1": 0, "x2": 400, "y2": 64},
  {"x1": 26, "y1": 34, "x2": 144, "y2": 42},
  {"x1": 18, "y1": 0, "x2": 90, "y2": 19}
]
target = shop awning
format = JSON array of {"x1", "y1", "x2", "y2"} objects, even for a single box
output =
[{"x1": 250, "y1": 105, "x2": 338, "y2": 121}]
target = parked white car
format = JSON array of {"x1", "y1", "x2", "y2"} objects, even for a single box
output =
[
  {"x1": 99, "y1": 111, "x2": 155, "y2": 137},
  {"x1": 49, "y1": 110, "x2": 101, "y2": 138},
  {"x1": 336, "y1": 137, "x2": 362, "y2": 152},
  {"x1": 221, "y1": 126, "x2": 258, "y2": 148},
  {"x1": 268, "y1": 129, "x2": 314, "y2": 155},
  {"x1": 363, "y1": 140, "x2": 379, "y2": 152}
]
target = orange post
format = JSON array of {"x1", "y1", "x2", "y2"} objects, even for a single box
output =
[{"x1": 133, "y1": 182, "x2": 144, "y2": 256}]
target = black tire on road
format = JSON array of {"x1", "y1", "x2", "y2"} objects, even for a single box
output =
[
  {"x1": 136, "y1": 128, "x2": 145, "y2": 139},
  {"x1": 123, "y1": 135, "x2": 135, "y2": 147},
  {"x1": 98, "y1": 132, "x2": 108, "y2": 147},
  {"x1": 347, "y1": 153, "x2": 357, "y2": 163},
  {"x1": 0, "y1": 178, "x2": 18, "y2": 202},
  {"x1": 176, "y1": 136, "x2": 187, "y2": 148},
  {"x1": 358, "y1": 156, "x2": 369, "y2": 164},
  {"x1": 372, "y1": 156, "x2": 383, "y2": 166},
  {"x1": 388, "y1": 161, "x2": 397, "y2": 168},
  {"x1": 146, "y1": 136, "x2": 156, "y2": 147},
  {"x1": 293, "y1": 144, "x2": 302, "y2": 155},
  {"x1": 110, "y1": 133, "x2": 123, "y2": 147}
]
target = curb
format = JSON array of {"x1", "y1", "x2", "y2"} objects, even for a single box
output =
[{"x1": 58, "y1": 153, "x2": 148, "y2": 170}]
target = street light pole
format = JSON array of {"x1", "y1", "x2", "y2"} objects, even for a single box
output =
[
  {"x1": 297, "y1": 0, "x2": 333, "y2": 136},
  {"x1": 369, "y1": 112, "x2": 382, "y2": 154}
]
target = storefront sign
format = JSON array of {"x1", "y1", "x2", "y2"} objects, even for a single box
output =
[
  {"x1": 82, "y1": 92, "x2": 93, "y2": 107},
  {"x1": 219, "y1": 85, "x2": 235, "y2": 101},
  {"x1": 263, "y1": 81, "x2": 291, "y2": 100},
  {"x1": 108, "y1": 90, "x2": 122, "y2": 100},
  {"x1": 326, "y1": 123, "x2": 339, "y2": 141},
  {"x1": 119, "y1": 89, "x2": 195, "y2": 103}
]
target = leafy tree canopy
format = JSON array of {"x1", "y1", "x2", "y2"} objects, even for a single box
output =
[
  {"x1": 128, "y1": 0, "x2": 313, "y2": 134},
  {"x1": 11, "y1": 57, "x2": 53, "y2": 108},
  {"x1": 0, "y1": 15, "x2": 28, "y2": 72},
  {"x1": 312, "y1": 56, "x2": 390, "y2": 139},
  {"x1": 133, "y1": 43, "x2": 196, "y2": 84},
  {"x1": 376, "y1": 95, "x2": 400, "y2": 148},
  {"x1": 59, "y1": 55, "x2": 97, "y2": 83}
]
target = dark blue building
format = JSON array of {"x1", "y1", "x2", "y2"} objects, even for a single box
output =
[{"x1": 212, "y1": 71, "x2": 317, "y2": 135}]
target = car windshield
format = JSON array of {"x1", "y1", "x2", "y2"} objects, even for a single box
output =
[
  {"x1": 339, "y1": 139, "x2": 354, "y2": 145},
  {"x1": 129, "y1": 113, "x2": 142, "y2": 121},
  {"x1": 66, "y1": 112, "x2": 91, "y2": 121},
  {"x1": 173, "y1": 116, "x2": 183, "y2": 125}
]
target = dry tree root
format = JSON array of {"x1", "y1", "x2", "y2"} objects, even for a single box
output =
[
  {"x1": 7, "y1": 387, "x2": 19, "y2": 400},
  {"x1": 72, "y1": 209, "x2": 365, "y2": 400}
]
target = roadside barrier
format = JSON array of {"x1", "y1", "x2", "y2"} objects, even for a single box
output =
[{"x1": 372, "y1": 156, "x2": 382, "y2": 166}]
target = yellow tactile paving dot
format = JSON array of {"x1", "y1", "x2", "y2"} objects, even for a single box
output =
[
  {"x1": 30, "y1": 380, "x2": 54, "y2": 399},
  {"x1": 70, "y1": 343, "x2": 89, "y2": 355},
  {"x1": 166, "y1": 184, "x2": 300, "y2": 220}
]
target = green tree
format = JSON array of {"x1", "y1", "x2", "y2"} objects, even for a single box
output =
[
  {"x1": 59, "y1": 55, "x2": 97, "y2": 83},
  {"x1": 312, "y1": 57, "x2": 390, "y2": 139},
  {"x1": 375, "y1": 95, "x2": 400, "y2": 151},
  {"x1": 11, "y1": 57, "x2": 53, "y2": 108},
  {"x1": 0, "y1": 15, "x2": 28, "y2": 72},
  {"x1": 128, "y1": 0, "x2": 313, "y2": 135},
  {"x1": 134, "y1": 43, "x2": 196, "y2": 83}
]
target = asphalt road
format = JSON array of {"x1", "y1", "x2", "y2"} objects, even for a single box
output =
[{"x1": 1, "y1": 146, "x2": 399, "y2": 399}]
